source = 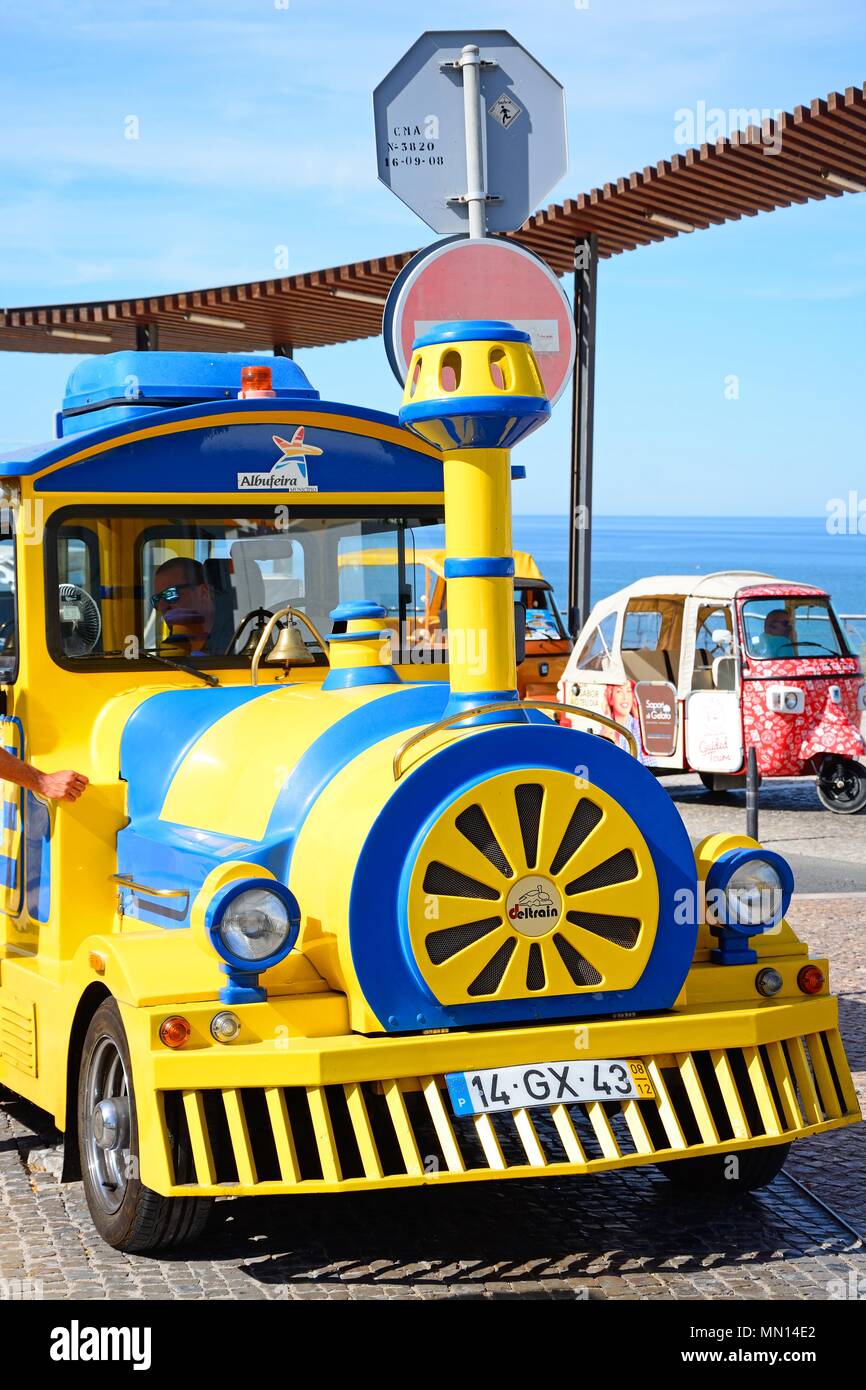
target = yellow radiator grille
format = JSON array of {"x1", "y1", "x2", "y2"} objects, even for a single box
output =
[{"x1": 160, "y1": 1028, "x2": 859, "y2": 1195}]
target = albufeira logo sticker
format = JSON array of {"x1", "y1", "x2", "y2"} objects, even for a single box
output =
[{"x1": 236, "y1": 427, "x2": 322, "y2": 490}]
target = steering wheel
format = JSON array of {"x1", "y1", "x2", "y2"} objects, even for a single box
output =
[{"x1": 226, "y1": 607, "x2": 275, "y2": 656}]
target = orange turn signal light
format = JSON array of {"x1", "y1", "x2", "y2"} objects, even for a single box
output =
[
  {"x1": 797, "y1": 964, "x2": 825, "y2": 996},
  {"x1": 158, "y1": 1015, "x2": 191, "y2": 1049}
]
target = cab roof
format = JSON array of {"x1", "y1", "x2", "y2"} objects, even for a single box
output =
[
  {"x1": 0, "y1": 350, "x2": 442, "y2": 496},
  {"x1": 595, "y1": 571, "x2": 827, "y2": 602}
]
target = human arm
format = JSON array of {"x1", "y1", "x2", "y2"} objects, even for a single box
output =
[{"x1": 0, "y1": 748, "x2": 88, "y2": 802}]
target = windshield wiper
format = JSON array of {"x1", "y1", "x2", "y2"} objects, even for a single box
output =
[{"x1": 99, "y1": 648, "x2": 220, "y2": 687}]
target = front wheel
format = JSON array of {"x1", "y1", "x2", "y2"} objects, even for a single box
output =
[
  {"x1": 78, "y1": 999, "x2": 211, "y2": 1252},
  {"x1": 657, "y1": 1142, "x2": 791, "y2": 1194},
  {"x1": 816, "y1": 757, "x2": 866, "y2": 814}
]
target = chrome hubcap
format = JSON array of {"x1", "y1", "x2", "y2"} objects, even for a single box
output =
[
  {"x1": 83, "y1": 1036, "x2": 133, "y2": 1215},
  {"x1": 91, "y1": 1096, "x2": 130, "y2": 1152}
]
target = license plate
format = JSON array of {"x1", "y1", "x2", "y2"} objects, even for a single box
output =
[{"x1": 445, "y1": 1057, "x2": 655, "y2": 1116}]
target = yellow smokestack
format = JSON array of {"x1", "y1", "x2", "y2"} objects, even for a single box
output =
[{"x1": 399, "y1": 321, "x2": 550, "y2": 715}]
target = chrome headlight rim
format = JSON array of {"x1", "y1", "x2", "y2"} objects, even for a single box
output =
[
  {"x1": 205, "y1": 879, "x2": 300, "y2": 972},
  {"x1": 705, "y1": 848, "x2": 794, "y2": 933}
]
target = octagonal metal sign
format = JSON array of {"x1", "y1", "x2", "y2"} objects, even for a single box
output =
[{"x1": 373, "y1": 30, "x2": 567, "y2": 235}]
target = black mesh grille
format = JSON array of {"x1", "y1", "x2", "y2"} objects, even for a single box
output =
[
  {"x1": 526, "y1": 942, "x2": 546, "y2": 992},
  {"x1": 455, "y1": 803, "x2": 513, "y2": 877},
  {"x1": 566, "y1": 911, "x2": 641, "y2": 949},
  {"x1": 565, "y1": 848, "x2": 638, "y2": 896},
  {"x1": 548, "y1": 799, "x2": 603, "y2": 876},
  {"x1": 425, "y1": 916, "x2": 502, "y2": 964},
  {"x1": 552, "y1": 932, "x2": 603, "y2": 985},
  {"x1": 467, "y1": 938, "x2": 517, "y2": 996},
  {"x1": 422, "y1": 860, "x2": 500, "y2": 900},
  {"x1": 514, "y1": 783, "x2": 544, "y2": 868}
]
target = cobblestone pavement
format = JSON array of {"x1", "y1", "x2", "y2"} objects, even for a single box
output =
[{"x1": 1, "y1": 785, "x2": 863, "y2": 1301}]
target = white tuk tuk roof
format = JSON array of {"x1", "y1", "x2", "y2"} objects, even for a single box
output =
[{"x1": 566, "y1": 571, "x2": 830, "y2": 690}]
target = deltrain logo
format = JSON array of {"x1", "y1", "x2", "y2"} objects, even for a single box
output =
[{"x1": 506, "y1": 876, "x2": 562, "y2": 937}]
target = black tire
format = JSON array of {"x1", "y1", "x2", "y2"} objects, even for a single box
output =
[
  {"x1": 78, "y1": 999, "x2": 212, "y2": 1253},
  {"x1": 816, "y1": 757, "x2": 866, "y2": 815},
  {"x1": 658, "y1": 1141, "x2": 791, "y2": 1194}
]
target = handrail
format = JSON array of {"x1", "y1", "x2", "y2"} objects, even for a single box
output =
[
  {"x1": 392, "y1": 698, "x2": 637, "y2": 781},
  {"x1": 109, "y1": 873, "x2": 190, "y2": 899},
  {"x1": 250, "y1": 606, "x2": 330, "y2": 685}
]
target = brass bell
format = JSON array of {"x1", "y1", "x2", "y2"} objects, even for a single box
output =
[
  {"x1": 238, "y1": 621, "x2": 267, "y2": 660},
  {"x1": 267, "y1": 618, "x2": 314, "y2": 665}
]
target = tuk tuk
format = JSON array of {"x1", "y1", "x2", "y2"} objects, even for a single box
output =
[
  {"x1": 339, "y1": 546, "x2": 571, "y2": 698},
  {"x1": 559, "y1": 571, "x2": 866, "y2": 813}
]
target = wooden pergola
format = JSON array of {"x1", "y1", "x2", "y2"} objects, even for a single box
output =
[{"x1": 1, "y1": 84, "x2": 864, "y2": 357}]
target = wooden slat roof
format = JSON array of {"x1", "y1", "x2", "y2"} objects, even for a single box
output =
[{"x1": 2, "y1": 83, "x2": 864, "y2": 357}]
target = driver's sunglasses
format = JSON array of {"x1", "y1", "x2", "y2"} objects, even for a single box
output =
[{"x1": 150, "y1": 581, "x2": 199, "y2": 610}]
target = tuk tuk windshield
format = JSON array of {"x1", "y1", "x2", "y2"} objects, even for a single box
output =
[{"x1": 741, "y1": 597, "x2": 850, "y2": 661}]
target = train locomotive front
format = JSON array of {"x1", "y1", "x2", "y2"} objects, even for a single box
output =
[{"x1": 0, "y1": 323, "x2": 858, "y2": 1252}]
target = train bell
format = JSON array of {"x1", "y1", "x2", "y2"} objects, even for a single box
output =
[{"x1": 267, "y1": 617, "x2": 314, "y2": 665}]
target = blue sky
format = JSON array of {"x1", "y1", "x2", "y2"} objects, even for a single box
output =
[{"x1": 1, "y1": 0, "x2": 864, "y2": 516}]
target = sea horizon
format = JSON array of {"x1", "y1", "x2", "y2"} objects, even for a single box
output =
[{"x1": 508, "y1": 514, "x2": 865, "y2": 616}]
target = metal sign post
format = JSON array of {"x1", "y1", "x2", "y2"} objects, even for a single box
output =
[
  {"x1": 455, "y1": 45, "x2": 487, "y2": 238},
  {"x1": 375, "y1": 32, "x2": 590, "y2": 633},
  {"x1": 568, "y1": 234, "x2": 598, "y2": 638}
]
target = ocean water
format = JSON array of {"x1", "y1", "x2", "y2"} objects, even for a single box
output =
[{"x1": 511, "y1": 516, "x2": 866, "y2": 618}]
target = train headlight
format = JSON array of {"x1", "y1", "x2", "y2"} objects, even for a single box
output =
[
  {"x1": 705, "y1": 848, "x2": 794, "y2": 963},
  {"x1": 725, "y1": 860, "x2": 785, "y2": 928},
  {"x1": 706, "y1": 849, "x2": 793, "y2": 931},
  {"x1": 205, "y1": 881, "x2": 300, "y2": 972}
]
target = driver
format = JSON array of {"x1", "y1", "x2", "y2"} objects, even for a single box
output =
[
  {"x1": 150, "y1": 558, "x2": 233, "y2": 655},
  {"x1": 754, "y1": 609, "x2": 794, "y2": 658}
]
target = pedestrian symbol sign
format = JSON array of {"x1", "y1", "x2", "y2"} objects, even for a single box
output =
[{"x1": 488, "y1": 92, "x2": 523, "y2": 128}]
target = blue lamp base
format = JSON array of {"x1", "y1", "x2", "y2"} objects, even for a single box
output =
[{"x1": 219, "y1": 964, "x2": 266, "y2": 1004}]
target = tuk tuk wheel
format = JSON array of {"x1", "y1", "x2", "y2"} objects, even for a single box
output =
[
  {"x1": 816, "y1": 757, "x2": 866, "y2": 815},
  {"x1": 78, "y1": 999, "x2": 212, "y2": 1252},
  {"x1": 657, "y1": 1142, "x2": 791, "y2": 1194}
]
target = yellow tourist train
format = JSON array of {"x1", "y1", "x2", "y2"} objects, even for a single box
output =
[{"x1": 0, "y1": 321, "x2": 858, "y2": 1251}]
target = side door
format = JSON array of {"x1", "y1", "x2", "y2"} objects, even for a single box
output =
[{"x1": 684, "y1": 601, "x2": 744, "y2": 774}]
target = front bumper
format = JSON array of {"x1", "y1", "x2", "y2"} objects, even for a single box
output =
[{"x1": 124, "y1": 994, "x2": 860, "y2": 1198}]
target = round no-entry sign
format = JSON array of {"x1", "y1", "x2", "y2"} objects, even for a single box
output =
[{"x1": 384, "y1": 236, "x2": 576, "y2": 405}]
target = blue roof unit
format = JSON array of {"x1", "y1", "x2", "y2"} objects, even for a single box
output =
[{"x1": 59, "y1": 350, "x2": 319, "y2": 436}]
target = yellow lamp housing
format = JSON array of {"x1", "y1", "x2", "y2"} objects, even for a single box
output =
[{"x1": 399, "y1": 320, "x2": 550, "y2": 450}]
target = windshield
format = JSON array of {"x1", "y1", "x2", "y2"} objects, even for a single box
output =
[
  {"x1": 48, "y1": 507, "x2": 444, "y2": 668},
  {"x1": 516, "y1": 584, "x2": 568, "y2": 640},
  {"x1": 741, "y1": 597, "x2": 850, "y2": 661}
]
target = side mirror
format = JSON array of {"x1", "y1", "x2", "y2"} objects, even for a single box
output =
[
  {"x1": 514, "y1": 601, "x2": 526, "y2": 666},
  {"x1": 711, "y1": 628, "x2": 733, "y2": 647}
]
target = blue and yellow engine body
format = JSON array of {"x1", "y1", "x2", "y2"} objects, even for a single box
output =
[{"x1": 0, "y1": 329, "x2": 858, "y2": 1202}]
